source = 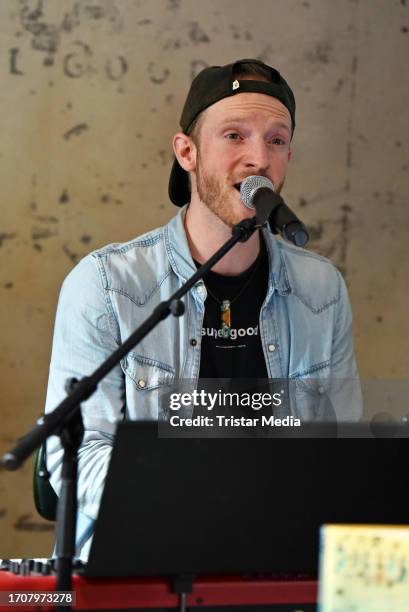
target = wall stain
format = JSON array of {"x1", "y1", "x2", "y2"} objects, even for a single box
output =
[
  {"x1": 33, "y1": 243, "x2": 42, "y2": 251},
  {"x1": 0, "y1": 508, "x2": 7, "y2": 519},
  {"x1": 354, "y1": 131, "x2": 368, "y2": 143},
  {"x1": 59, "y1": 189, "x2": 69, "y2": 204},
  {"x1": 106, "y1": 56, "x2": 128, "y2": 80},
  {"x1": 147, "y1": 62, "x2": 170, "y2": 85},
  {"x1": 61, "y1": 6, "x2": 80, "y2": 34},
  {"x1": 345, "y1": 140, "x2": 352, "y2": 169},
  {"x1": 11, "y1": 31, "x2": 129, "y2": 82},
  {"x1": 62, "y1": 41, "x2": 92, "y2": 78},
  {"x1": 306, "y1": 211, "x2": 351, "y2": 277},
  {"x1": 62, "y1": 244, "x2": 78, "y2": 264},
  {"x1": 338, "y1": 44, "x2": 359, "y2": 275},
  {"x1": 230, "y1": 25, "x2": 252, "y2": 41},
  {"x1": 64, "y1": 123, "x2": 89, "y2": 140},
  {"x1": 14, "y1": 513, "x2": 54, "y2": 532},
  {"x1": 256, "y1": 45, "x2": 273, "y2": 64},
  {"x1": 19, "y1": 0, "x2": 123, "y2": 62},
  {"x1": 307, "y1": 226, "x2": 337, "y2": 262},
  {"x1": 32, "y1": 214, "x2": 59, "y2": 223},
  {"x1": 137, "y1": 18, "x2": 152, "y2": 26},
  {"x1": 162, "y1": 38, "x2": 181, "y2": 51},
  {"x1": 305, "y1": 42, "x2": 332, "y2": 64},
  {"x1": 80, "y1": 234, "x2": 92, "y2": 244},
  {"x1": 386, "y1": 191, "x2": 394, "y2": 205},
  {"x1": 83, "y1": 4, "x2": 106, "y2": 20},
  {"x1": 167, "y1": 0, "x2": 181, "y2": 10},
  {"x1": 308, "y1": 222, "x2": 324, "y2": 241},
  {"x1": 32, "y1": 227, "x2": 58, "y2": 241},
  {"x1": 3, "y1": 282, "x2": 14, "y2": 289},
  {"x1": 99, "y1": 192, "x2": 122, "y2": 205},
  {"x1": 158, "y1": 149, "x2": 168, "y2": 165},
  {"x1": 188, "y1": 21, "x2": 210, "y2": 45},
  {"x1": 19, "y1": 0, "x2": 60, "y2": 59},
  {"x1": 298, "y1": 188, "x2": 347, "y2": 209},
  {"x1": 9, "y1": 48, "x2": 24, "y2": 75},
  {"x1": 0, "y1": 232, "x2": 17, "y2": 248}
]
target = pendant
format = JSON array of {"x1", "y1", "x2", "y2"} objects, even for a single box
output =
[{"x1": 220, "y1": 299, "x2": 231, "y2": 338}]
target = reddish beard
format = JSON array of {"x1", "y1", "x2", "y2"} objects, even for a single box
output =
[
  {"x1": 194, "y1": 147, "x2": 286, "y2": 227},
  {"x1": 195, "y1": 148, "x2": 246, "y2": 227}
]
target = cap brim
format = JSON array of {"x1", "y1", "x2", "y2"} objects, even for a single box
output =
[{"x1": 168, "y1": 157, "x2": 190, "y2": 206}]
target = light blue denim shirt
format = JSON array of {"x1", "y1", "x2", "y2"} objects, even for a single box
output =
[{"x1": 45, "y1": 206, "x2": 361, "y2": 559}]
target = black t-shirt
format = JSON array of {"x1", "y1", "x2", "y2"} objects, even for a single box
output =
[{"x1": 197, "y1": 236, "x2": 269, "y2": 379}]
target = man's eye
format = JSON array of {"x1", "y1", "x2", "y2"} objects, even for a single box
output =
[
  {"x1": 226, "y1": 133, "x2": 241, "y2": 140},
  {"x1": 271, "y1": 137, "x2": 287, "y2": 146}
]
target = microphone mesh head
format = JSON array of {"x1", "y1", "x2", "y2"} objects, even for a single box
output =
[{"x1": 240, "y1": 175, "x2": 275, "y2": 209}]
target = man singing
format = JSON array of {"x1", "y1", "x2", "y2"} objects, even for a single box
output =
[{"x1": 45, "y1": 59, "x2": 361, "y2": 558}]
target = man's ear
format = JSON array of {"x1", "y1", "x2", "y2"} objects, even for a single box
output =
[
  {"x1": 173, "y1": 132, "x2": 197, "y2": 172},
  {"x1": 287, "y1": 148, "x2": 293, "y2": 162}
]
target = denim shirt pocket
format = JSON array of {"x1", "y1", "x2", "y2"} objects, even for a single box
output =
[
  {"x1": 121, "y1": 352, "x2": 175, "y2": 420},
  {"x1": 289, "y1": 364, "x2": 335, "y2": 422}
]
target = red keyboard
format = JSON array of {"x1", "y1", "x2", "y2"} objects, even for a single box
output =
[{"x1": 0, "y1": 564, "x2": 317, "y2": 610}]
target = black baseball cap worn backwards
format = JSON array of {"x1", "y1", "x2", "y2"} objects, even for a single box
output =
[{"x1": 168, "y1": 58, "x2": 296, "y2": 206}]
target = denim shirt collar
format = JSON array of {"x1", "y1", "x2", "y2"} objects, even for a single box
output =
[
  {"x1": 164, "y1": 205, "x2": 197, "y2": 283},
  {"x1": 164, "y1": 205, "x2": 292, "y2": 298}
]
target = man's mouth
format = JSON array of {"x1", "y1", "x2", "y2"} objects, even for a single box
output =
[{"x1": 234, "y1": 183, "x2": 241, "y2": 193}]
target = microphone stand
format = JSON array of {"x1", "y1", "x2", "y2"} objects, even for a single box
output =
[{"x1": 1, "y1": 215, "x2": 261, "y2": 599}]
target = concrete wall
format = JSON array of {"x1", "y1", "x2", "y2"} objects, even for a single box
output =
[{"x1": 0, "y1": 0, "x2": 408, "y2": 558}]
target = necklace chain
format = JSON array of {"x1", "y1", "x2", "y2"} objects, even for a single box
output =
[
  {"x1": 205, "y1": 255, "x2": 261, "y2": 306},
  {"x1": 184, "y1": 211, "x2": 262, "y2": 338},
  {"x1": 205, "y1": 255, "x2": 262, "y2": 338}
]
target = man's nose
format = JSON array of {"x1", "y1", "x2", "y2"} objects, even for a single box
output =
[{"x1": 243, "y1": 140, "x2": 270, "y2": 173}]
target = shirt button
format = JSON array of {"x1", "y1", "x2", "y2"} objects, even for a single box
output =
[
  {"x1": 196, "y1": 284, "x2": 205, "y2": 297},
  {"x1": 318, "y1": 385, "x2": 325, "y2": 395},
  {"x1": 268, "y1": 344, "x2": 276, "y2": 352},
  {"x1": 190, "y1": 338, "x2": 197, "y2": 346},
  {"x1": 138, "y1": 379, "x2": 146, "y2": 389}
]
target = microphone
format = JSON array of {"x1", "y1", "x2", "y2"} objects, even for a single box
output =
[{"x1": 240, "y1": 175, "x2": 309, "y2": 247}]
